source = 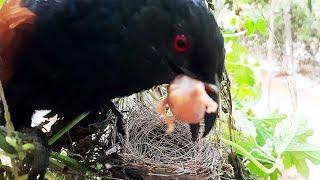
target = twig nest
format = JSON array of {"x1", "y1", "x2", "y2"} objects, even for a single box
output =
[{"x1": 121, "y1": 103, "x2": 224, "y2": 177}]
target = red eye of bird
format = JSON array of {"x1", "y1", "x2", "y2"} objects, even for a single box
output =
[{"x1": 173, "y1": 34, "x2": 189, "y2": 53}]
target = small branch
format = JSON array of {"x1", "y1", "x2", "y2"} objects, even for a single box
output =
[{"x1": 223, "y1": 30, "x2": 247, "y2": 38}]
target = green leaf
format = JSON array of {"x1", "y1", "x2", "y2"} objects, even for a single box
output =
[
  {"x1": 0, "y1": 0, "x2": 4, "y2": 9},
  {"x1": 255, "y1": 122, "x2": 273, "y2": 146},
  {"x1": 227, "y1": 63, "x2": 255, "y2": 86},
  {"x1": 250, "y1": 112, "x2": 287, "y2": 129},
  {"x1": 255, "y1": 19, "x2": 268, "y2": 36},
  {"x1": 237, "y1": 85, "x2": 260, "y2": 101},
  {"x1": 269, "y1": 170, "x2": 280, "y2": 180},
  {"x1": 286, "y1": 143, "x2": 320, "y2": 152},
  {"x1": 295, "y1": 129, "x2": 314, "y2": 142},
  {"x1": 234, "y1": 111, "x2": 257, "y2": 138},
  {"x1": 274, "y1": 115, "x2": 300, "y2": 155},
  {"x1": 279, "y1": 119, "x2": 320, "y2": 177},
  {"x1": 282, "y1": 152, "x2": 293, "y2": 169},
  {"x1": 244, "y1": 19, "x2": 255, "y2": 35},
  {"x1": 247, "y1": 161, "x2": 280, "y2": 180},
  {"x1": 249, "y1": 112, "x2": 287, "y2": 145},
  {"x1": 5, "y1": 136, "x2": 18, "y2": 149},
  {"x1": 0, "y1": 131, "x2": 16, "y2": 154},
  {"x1": 223, "y1": 128, "x2": 275, "y2": 164},
  {"x1": 246, "y1": 161, "x2": 269, "y2": 179},
  {"x1": 231, "y1": 17, "x2": 237, "y2": 25},
  {"x1": 305, "y1": 151, "x2": 320, "y2": 164},
  {"x1": 278, "y1": 113, "x2": 320, "y2": 178},
  {"x1": 21, "y1": 143, "x2": 35, "y2": 151},
  {"x1": 289, "y1": 151, "x2": 320, "y2": 165},
  {"x1": 308, "y1": 0, "x2": 312, "y2": 12},
  {"x1": 295, "y1": 159, "x2": 309, "y2": 179}
]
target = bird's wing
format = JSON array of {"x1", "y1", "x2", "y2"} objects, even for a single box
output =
[{"x1": 0, "y1": 0, "x2": 36, "y2": 85}]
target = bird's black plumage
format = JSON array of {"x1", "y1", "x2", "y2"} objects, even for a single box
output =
[{"x1": 2, "y1": 0, "x2": 224, "y2": 138}]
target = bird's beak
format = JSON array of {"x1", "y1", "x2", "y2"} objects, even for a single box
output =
[
  {"x1": 189, "y1": 82, "x2": 219, "y2": 140},
  {"x1": 204, "y1": 83, "x2": 219, "y2": 94},
  {"x1": 202, "y1": 89, "x2": 218, "y2": 137}
]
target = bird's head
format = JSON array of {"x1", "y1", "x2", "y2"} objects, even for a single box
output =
[
  {"x1": 125, "y1": 0, "x2": 225, "y2": 138},
  {"x1": 164, "y1": 0, "x2": 224, "y2": 86},
  {"x1": 126, "y1": 0, "x2": 224, "y2": 83}
]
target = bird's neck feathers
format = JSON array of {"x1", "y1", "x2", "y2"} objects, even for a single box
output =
[{"x1": 0, "y1": 0, "x2": 36, "y2": 85}]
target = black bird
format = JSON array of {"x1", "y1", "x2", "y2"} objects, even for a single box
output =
[{"x1": 0, "y1": 0, "x2": 224, "y2": 141}]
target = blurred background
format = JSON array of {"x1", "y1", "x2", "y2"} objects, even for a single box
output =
[{"x1": 209, "y1": 0, "x2": 320, "y2": 179}]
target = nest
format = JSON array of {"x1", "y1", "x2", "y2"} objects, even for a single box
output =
[
  {"x1": 119, "y1": 101, "x2": 228, "y2": 178},
  {"x1": 71, "y1": 94, "x2": 232, "y2": 179}
]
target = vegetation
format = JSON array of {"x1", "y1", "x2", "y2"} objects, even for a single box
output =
[{"x1": 216, "y1": 1, "x2": 320, "y2": 179}]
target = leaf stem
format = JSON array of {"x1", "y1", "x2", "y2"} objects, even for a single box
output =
[
  {"x1": 48, "y1": 112, "x2": 90, "y2": 145},
  {"x1": 0, "y1": 81, "x2": 14, "y2": 135},
  {"x1": 222, "y1": 138, "x2": 280, "y2": 174}
]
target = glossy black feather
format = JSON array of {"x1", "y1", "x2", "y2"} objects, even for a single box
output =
[{"x1": 4, "y1": 0, "x2": 224, "y2": 137}]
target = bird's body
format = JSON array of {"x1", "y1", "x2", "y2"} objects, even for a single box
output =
[
  {"x1": 0, "y1": 0, "x2": 224, "y2": 178},
  {"x1": 0, "y1": 0, "x2": 224, "y2": 135}
]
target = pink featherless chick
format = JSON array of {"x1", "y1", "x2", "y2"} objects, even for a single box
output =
[{"x1": 157, "y1": 75, "x2": 218, "y2": 133}]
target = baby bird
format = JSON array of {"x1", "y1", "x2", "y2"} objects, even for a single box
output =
[{"x1": 157, "y1": 75, "x2": 218, "y2": 133}]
